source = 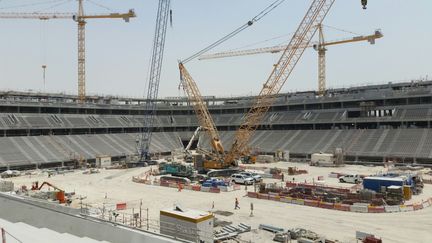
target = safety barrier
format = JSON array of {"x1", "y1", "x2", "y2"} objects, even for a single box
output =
[
  {"x1": 192, "y1": 185, "x2": 201, "y2": 191},
  {"x1": 291, "y1": 199, "x2": 305, "y2": 205},
  {"x1": 134, "y1": 176, "x2": 247, "y2": 194},
  {"x1": 218, "y1": 186, "x2": 229, "y2": 192},
  {"x1": 413, "y1": 203, "x2": 423, "y2": 211},
  {"x1": 246, "y1": 192, "x2": 432, "y2": 213},
  {"x1": 280, "y1": 197, "x2": 292, "y2": 203},
  {"x1": 304, "y1": 199, "x2": 319, "y2": 207},
  {"x1": 368, "y1": 206, "x2": 385, "y2": 213},
  {"x1": 210, "y1": 188, "x2": 221, "y2": 193},
  {"x1": 200, "y1": 187, "x2": 210, "y2": 192},
  {"x1": 183, "y1": 185, "x2": 192, "y2": 190},
  {"x1": 399, "y1": 205, "x2": 414, "y2": 212},
  {"x1": 384, "y1": 205, "x2": 400, "y2": 213},
  {"x1": 269, "y1": 195, "x2": 280, "y2": 201},
  {"x1": 350, "y1": 204, "x2": 369, "y2": 213},
  {"x1": 319, "y1": 202, "x2": 334, "y2": 209},
  {"x1": 334, "y1": 203, "x2": 350, "y2": 211}
]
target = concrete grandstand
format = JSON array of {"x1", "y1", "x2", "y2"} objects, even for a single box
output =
[{"x1": 1, "y1": 79, "x2": 432, "y2": 170}]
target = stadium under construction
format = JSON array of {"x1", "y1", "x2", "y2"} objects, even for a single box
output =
[
  {"x1": 1, "y1": 80, "x2": 432, "y2": 171},
  {"x1": 1, "y1": 0, "x2": 432, "y2": 243}
]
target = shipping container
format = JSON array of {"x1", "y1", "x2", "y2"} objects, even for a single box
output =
[{"x1": 363, "y1": 176, "x2": 406, "y2": 192}]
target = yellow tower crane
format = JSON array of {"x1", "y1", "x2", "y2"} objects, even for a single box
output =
[
  {"x1": 0, "y1": 0, "x2": 136, "y2": 103},
  {"x1": 199, "y1": 25, "x2": 383, "y2": 96}
]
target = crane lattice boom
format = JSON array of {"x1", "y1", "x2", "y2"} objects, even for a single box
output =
[
  {"x1": 225, "y1": 0, "x2": 336, "y2": 162},
  {"x1": 179, "y1": 63, "x2": 225, "y2": 158},
  {"x1": 139, "y1": 0, "x2": 171, "y2": 160}
]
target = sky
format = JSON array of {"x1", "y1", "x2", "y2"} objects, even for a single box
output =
[{"x1": 0, "y1": 0, "x2": 431, "y2": 98}]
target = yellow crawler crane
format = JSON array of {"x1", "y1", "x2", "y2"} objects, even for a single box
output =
[
  {"x1": 181, "y1": 0, "x2": 367, "y2": 169},
  {"x1": 178, "y1": 63, "x2": 230, "y2": 169}
]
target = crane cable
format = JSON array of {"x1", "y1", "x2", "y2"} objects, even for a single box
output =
[
  {"x1": 87, "y1": 0, "x2": 113, "y2": 12},
  {"x1": 0, "y1": 0, "x2": 65, "y2": 10},
  {"x1": 181, "y1": 0, "x2": 286, "y2": 64},
  {"x1": 35, "y1": 0, "x2": 72, "y2": 13},
  {"x1": 321, "y1": 24, "x2": 361, "y2": 36}
]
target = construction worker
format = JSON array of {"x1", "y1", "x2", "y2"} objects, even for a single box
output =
[{"x1": 235, "y1": 198, "x2": 240, "y2": 210}]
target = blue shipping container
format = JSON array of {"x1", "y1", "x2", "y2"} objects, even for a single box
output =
[{"x1": 363, "y1": 176, "x2": 405, "y2": 192}]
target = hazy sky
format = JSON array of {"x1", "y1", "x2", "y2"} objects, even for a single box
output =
[{"x1": 0, "y1": 0, "x2": 431, "y2": 98}]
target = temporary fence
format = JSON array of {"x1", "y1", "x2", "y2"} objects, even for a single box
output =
[
  {"x1": 135, "y1": 178, "x2": 242, "y2": 194},
  {"x1": 246, "y1": 191, "x2": 432, "y2": 214}
]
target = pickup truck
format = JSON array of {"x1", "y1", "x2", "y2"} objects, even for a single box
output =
[
  {"x1": 339, "y1": 174, "x2": 362, "y2": 184},
  {"x1": 240, "y1": 171, "x2": 263, "y2": 182},
  {"x1": 230, "y1": 174, "x2": 254, "y2": 185}
]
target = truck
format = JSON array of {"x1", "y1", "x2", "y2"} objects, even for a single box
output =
[
  {"x1": 339, "y1": 174, "x2": 362, "y2": 184},
  {"x1": 362, "y1": 176, "x2": 406, "y2": 193}
]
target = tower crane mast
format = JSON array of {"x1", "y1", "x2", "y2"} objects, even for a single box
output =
[
  {"x1": 225, "y1": 0, "x2": 336, "y2": 163},
  {"x1": 0, "y1": 1, "x2": 136, "y2": 103},
  {"x1": 139, "y1": 0, "x2": 171, "y2": 161}
]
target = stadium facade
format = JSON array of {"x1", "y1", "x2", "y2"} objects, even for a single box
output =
[{"x1": 1, "y1": 80, "x2": 432, "y2": 170}]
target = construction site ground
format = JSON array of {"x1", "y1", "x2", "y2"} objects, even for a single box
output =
[{"x1": 7, "y1": 162, "x2": 432, "y2": 243}]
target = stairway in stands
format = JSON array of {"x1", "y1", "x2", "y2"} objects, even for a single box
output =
[{"x1": 0, "y1": 218, "x2": 109, "y2": 243}]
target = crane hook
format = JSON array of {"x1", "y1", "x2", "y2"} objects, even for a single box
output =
[
  {"x1": 361, "y1": 0, "x2": 367, "y2": 9},
  {"x1": 170, "y1": 9, "x2": 173, "y2": 27}
]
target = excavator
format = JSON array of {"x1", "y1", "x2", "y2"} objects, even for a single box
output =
[
  {"x1": 180, "y1": 0, "x2": 366, "y2": 170},
  {"x1": 31, "y1": 181, "x2": 67, "y2": 204}
]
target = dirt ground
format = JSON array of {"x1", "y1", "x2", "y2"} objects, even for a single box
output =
[{"x1": 7, "y1": 162, "x2": 432, "y2": 243}]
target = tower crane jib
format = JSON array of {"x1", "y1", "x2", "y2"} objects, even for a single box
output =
[{"x1": 0, "y1": 1, "x2": 136, "y2": 103}]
